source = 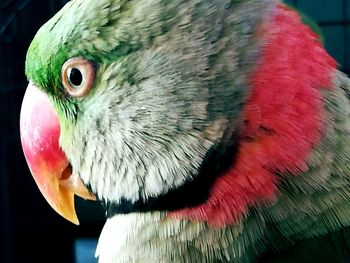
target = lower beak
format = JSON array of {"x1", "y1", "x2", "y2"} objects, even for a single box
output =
[{"x1": 20, "y1": 82, "x2": 95, "y2": 225}]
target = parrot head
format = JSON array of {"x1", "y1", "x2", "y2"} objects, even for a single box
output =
[{"x1": 21, "y1": 0, "x2": 274, "y2": 224}]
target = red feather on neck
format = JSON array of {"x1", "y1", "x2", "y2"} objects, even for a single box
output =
[{"x1": 171, "y1": 4, "x2": 337, "y2": 227}]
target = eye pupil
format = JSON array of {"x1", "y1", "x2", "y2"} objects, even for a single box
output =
[{"x1": 69, "y1": 68, "x2": 83, "y2": 86}]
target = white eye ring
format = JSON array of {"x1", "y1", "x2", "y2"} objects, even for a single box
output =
[{"x1": 61, "y1": 57, "x2": 96, "y2": 98}]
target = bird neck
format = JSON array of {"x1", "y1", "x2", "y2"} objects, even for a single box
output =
[{"x1": 170, "y1": 3, "x2": 337, "y2": 227}]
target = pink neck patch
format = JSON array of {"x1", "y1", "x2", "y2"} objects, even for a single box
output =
[{"x1": 170, "y1": 4, "x2": 336, "y2": 227}]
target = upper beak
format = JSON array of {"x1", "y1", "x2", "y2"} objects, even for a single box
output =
[{"x1": 20, "y1": 82, "x2": 95, "y2": 225}]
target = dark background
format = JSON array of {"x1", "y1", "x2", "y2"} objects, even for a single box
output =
[{"x1": 0, "y1": 1, "x2": 348, "y2": 262}]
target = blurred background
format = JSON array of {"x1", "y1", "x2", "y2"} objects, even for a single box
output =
[{"x1": 0, "y1": 0, "x2": 349, "y2": 262}]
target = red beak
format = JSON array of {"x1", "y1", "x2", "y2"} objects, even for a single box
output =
[{"x1": 20, "y1": 82, "x2": 95, "y2": 225}]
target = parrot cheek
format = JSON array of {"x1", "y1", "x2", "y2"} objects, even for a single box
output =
[{"x1": 20, "y1": 82, "x2": 94, "y2": 225}]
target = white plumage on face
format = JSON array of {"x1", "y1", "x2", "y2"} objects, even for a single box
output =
[{"x1": 59, "y1": 0, "x2": 274, "y2": 208}]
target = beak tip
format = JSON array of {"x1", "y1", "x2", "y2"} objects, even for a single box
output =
[
  {"x1": 56, "y1": 204, "x2": 80, "y2": 225},
  {"x1": 72, "y1": 218, "x2": 80, "y2": 226},
  {"x1": 45, "y1": 188, "x2": 80, "y2": 226}
]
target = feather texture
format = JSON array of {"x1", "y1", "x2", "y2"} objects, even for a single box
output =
[
  {"x1": 173, "y1": 4, "x2": 336, "y2": 227},
  {"x1": 23, "y1": 0, "x2": 350, "y2": 262}
]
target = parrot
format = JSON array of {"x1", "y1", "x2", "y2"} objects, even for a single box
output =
[{"x1": 19, "y1": 0, "x2": 350, "y2": 262}]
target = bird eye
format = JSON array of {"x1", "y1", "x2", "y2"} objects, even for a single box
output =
[{"x1": 61, "y1": 57, "x2": 96, "y2": 97}]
